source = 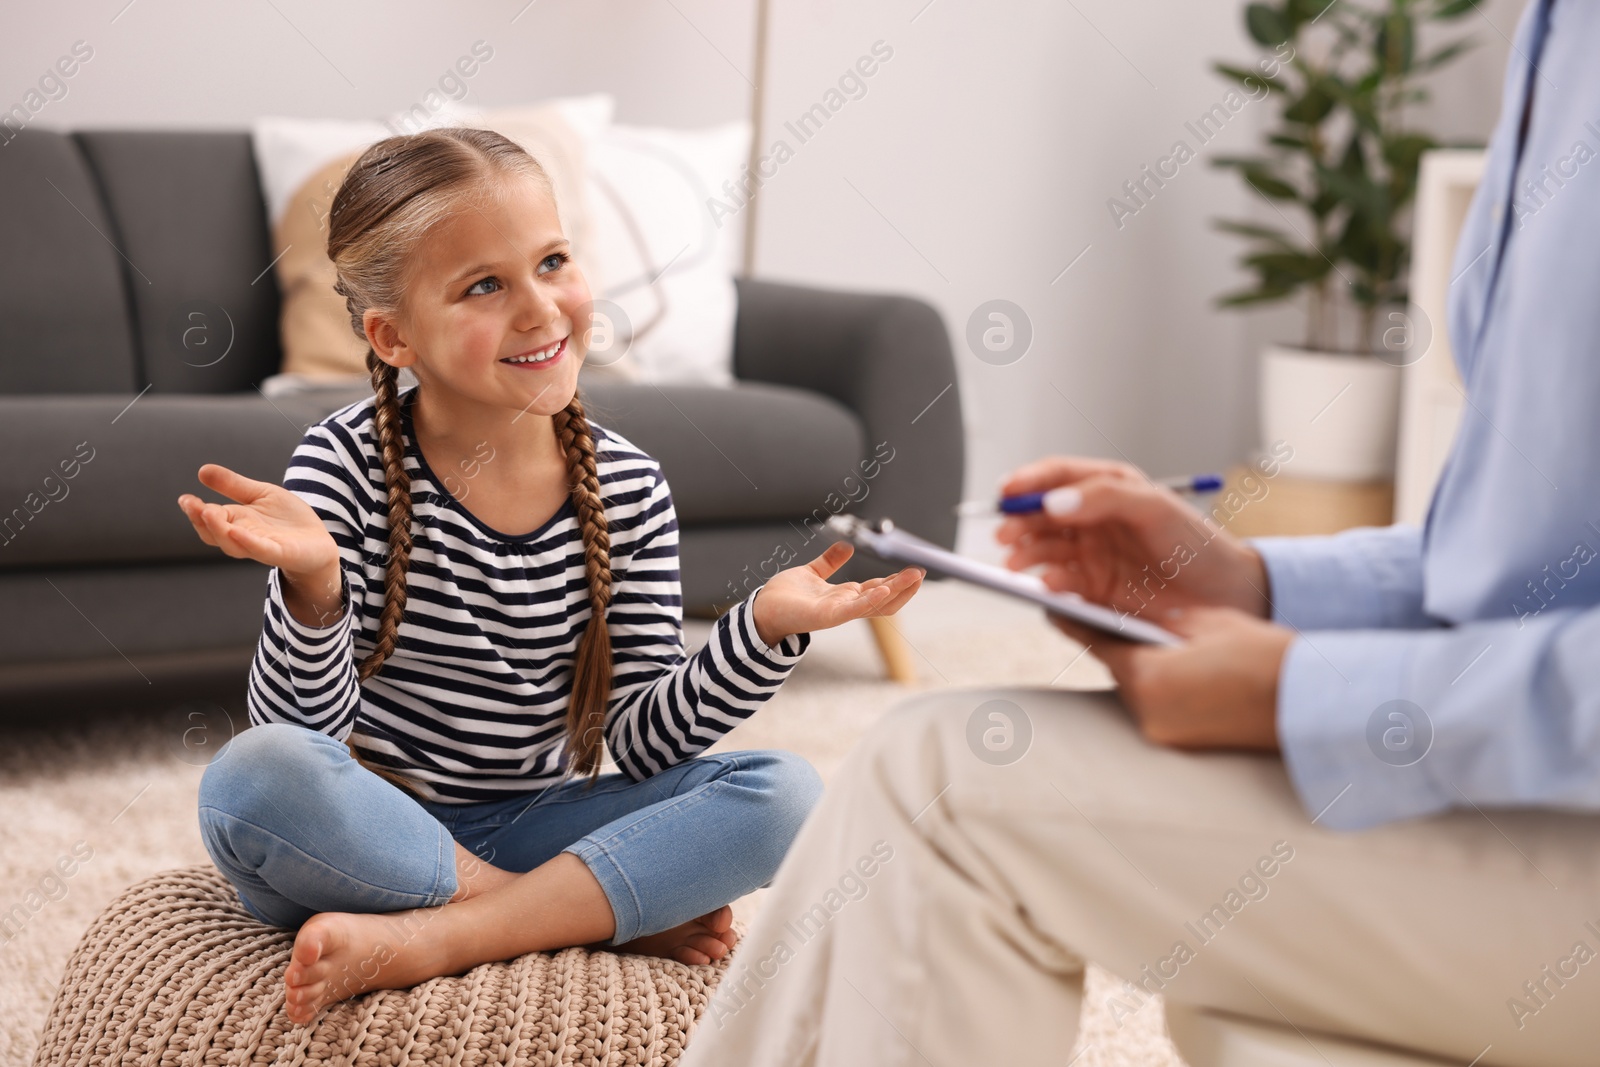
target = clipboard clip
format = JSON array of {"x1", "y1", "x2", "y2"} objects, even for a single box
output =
[{"x1": 826, "y1": 514, "x2": 893, "y2": 540}]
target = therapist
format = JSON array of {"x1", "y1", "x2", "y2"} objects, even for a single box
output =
[{"x1": 682, "y1": 1, "x2": 1600, "y2": 1065}]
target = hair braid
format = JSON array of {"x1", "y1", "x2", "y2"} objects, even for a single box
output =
[
  {"x1": 553, "y1": 394, "x2": 613, "y2": 779},
  {"x1": 339, "y1": 345, "x2": 422, "y2": 796}
]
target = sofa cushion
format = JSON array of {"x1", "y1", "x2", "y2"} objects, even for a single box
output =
[
  {"x1": 0, "y1": 130, "x2": 139, "y2": 395},
  {"x1": 0, "y1": 392, "x2": 354, "y2": 572},
  {"x1": 0, "y1": 381, "x2": 864, "y2": 571},
  {"x1": 75, "y1": 131, "x2": 282, "y2": 394},
  {"x1": 584, "y1": 380, "x2": 866, "y2": 523}
]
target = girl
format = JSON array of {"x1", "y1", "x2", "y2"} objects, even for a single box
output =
[{"x1": 178, "y1": 127, "x2": 923, "y2": 1026}]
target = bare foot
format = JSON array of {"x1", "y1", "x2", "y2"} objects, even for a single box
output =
[
  {"x1": 282, "y1": 907, "x2": 457, "y2": 1025},
  {"x1": 613, "y1": 905, "x2": 739, "y2": 966}
]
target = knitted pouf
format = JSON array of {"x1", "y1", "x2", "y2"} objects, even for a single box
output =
[{"x1": 32, "y1": 864, "x2": 736, "y2": 1066}]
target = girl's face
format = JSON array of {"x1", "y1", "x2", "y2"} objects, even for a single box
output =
[{"x1": 371, "y1": 172, "x2": 590, "y2": 421}]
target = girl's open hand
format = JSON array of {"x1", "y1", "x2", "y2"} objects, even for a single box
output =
[
  {"x1": 177, "y1": 463, "x2": 339, "y2": 580},
  {"x1": 751, "y1": 542, "x2": 924, "y2": 649}
]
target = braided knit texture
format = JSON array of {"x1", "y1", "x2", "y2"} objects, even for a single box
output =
[{"x1": 32, "y1": 865, "x2": 735, "y2": 1067}]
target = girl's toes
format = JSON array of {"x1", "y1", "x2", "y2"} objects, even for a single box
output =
[
  {"x1": 675, "y1": 945, "x2": 712, "y2": 966},
  {"x1": 288, "y1": 978, "x2": 326, "y2": 1005},
  {"x1": 290, "y1": 929, "x2": 325, "y2": 970},
  {"x1": 286, "y1": 982, "x2": 328, "y2": 1023},
  {"x1": 684, "y1": 932, "x2": 731, "y2": 962},
  {"x1": 700, "y1": 905, "x2": 733, "y2": 934}
]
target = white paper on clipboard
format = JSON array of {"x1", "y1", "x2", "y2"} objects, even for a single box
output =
[{"x1": 826, "y1": 514, "x2": 1184, "y2": 647}]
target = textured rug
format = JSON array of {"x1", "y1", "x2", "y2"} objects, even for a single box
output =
[{"x1": 0, "y1": 581, "x2": 1184, "y2": 1066}]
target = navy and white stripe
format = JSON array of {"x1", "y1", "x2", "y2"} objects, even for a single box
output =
[{"x1": 246, "y1": 385, "x2": 809, "y2": 803}]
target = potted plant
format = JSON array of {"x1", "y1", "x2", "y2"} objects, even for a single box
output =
[{"x1": 1212, "y1": 0, "x2": 1475, "y2": 480}]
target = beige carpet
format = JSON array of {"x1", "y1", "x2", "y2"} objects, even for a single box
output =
[{"x1": 0, "y1": 581, "x2": 1185, "y2": 1066}]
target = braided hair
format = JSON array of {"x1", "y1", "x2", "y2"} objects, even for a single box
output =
[{"x1": 323, "y1": 127, "x2": 614, "y2": 791}]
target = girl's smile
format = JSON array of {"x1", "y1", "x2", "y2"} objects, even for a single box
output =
[{"x1": 500, "y1": 334, "x2": 568, "y2": 370}]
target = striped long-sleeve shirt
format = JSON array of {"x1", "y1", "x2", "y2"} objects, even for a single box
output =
[{"x1": 246, "y1": 385, "x2": 809, "y2": 803}]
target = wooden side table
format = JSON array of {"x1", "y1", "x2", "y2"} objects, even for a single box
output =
[{"x1": 1212, "y1": 466, "x2": 1395, "y2": 538}]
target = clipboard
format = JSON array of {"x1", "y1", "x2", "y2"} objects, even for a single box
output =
[{"x1": 826, "y1": 514, "x2": 1184, "y2": 647}]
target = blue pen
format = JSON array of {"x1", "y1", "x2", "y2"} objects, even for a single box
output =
[{"x1": 954, "y1": 473, "x2": 1225, "y2": 516}]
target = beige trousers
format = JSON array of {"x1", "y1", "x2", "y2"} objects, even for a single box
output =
[{"x1": 680, "y1": 689, "x2": 1600, "y2": 1067}]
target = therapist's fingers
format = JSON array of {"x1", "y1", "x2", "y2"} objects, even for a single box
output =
[
  {"x1": 995, "y1": 511, "x2": 1086, "y2": 545},
  {"x1": 1000, "y1": 536, "x2": 1084, "y2": 572},
  {"x1": 996, "y1": 474, "x2": 1178, "y2": 543},
  {"x1": 1025, "y1": 473, "x2": 1178, "y2": 530},
  {"x1": 999, "y1": 456, "x2": 1141, "y2": 498},
  {"x1": 1039, "y1": 562, "x2": 1089, "y2": 594}
]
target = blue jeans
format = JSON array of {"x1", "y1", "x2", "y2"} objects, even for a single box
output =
[{"x1": 196, "y1": 721, "x2": 823, "y2": 941}]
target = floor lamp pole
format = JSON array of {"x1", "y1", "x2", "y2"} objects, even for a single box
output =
[{"x1": 742, "y1": 0, "x2": 771, "y2": 275}]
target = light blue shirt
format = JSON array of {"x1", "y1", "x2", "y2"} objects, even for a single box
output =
[{"x1": 1253, "y1": 0, "x2": 1600, "y2": 830}]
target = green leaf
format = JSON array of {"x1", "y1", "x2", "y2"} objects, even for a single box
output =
[
  {"x1": 1338, "y1": 134, "x2": 1367, "y2": 177},
  {"x1": 1315, "y1": 163, "x2": 1388, "y2": 219},
  {"x1": 1284, "y1": 83, "x2": 1336, "y2": 124},
  {"x1": 1217, "y1": 286, "x2": 1299, "y2": 308},
  {"x1": 1333, "y1": 212, "x2": 1384, "y2": 267},
  {"x1": 1268, "y1": 133, "x2": 1308, "y2": 149},
  {"x1": 1416, "y1": 38, "x2": 1476, "y2": 72},
  {"x1": 1290, "y1": 0, "x2": 1339, "y2": 22},
  {"x1": 1245, "y1": 3, "x2": 1291, "y2": 45},
  {"x1": 1245, "y1": 251, "x2": 1331, "y2": 281},
  {"x1": 1244, "y1": 168, "x2": 1300, "y2": 199},
  {"x1": 1212, "y1": 219, "x2": 1298, "y2": 247},
  {"x1": 1382, "y1": 132, "x2": 1435, "y2": 173},
  {"x1": 1214, "y1": 62, "x2": 1285, "y2": 93},
  {"x1": 1210, "y1": 154, "x2": 1274, "y2": 169},
  {"x1": 1349, "y1": 280, "x2": 1383, "y2": 306}
]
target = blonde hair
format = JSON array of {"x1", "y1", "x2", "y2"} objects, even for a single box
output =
[{"x1": 324, "y1": 127, "x2": 613, "y2": 791}]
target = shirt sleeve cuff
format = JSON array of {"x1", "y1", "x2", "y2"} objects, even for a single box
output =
[
  {"x1": 1276, "y1": 629, "x2": 1451, "y2": 831},
  {"x1": 735, "y1": 588, "x2": 811, "y2": 667},
  {"x1": 271, "y1": 565, "x2": 354, "y2": 655},
  {"x1": 1251, "y1": 524, "x2": 1431, "y2": 631}
]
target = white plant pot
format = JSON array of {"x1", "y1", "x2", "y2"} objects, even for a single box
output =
[{"x1": 1259, "y1": 345, "x2": 1402, "y2": 482}]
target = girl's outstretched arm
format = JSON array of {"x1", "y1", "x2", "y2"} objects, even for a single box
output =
[
  {"x1": 597, "y1": 464, "x2": 920, "y2": 780},
  {"x1": 179, "y1": 432, "x2": 364, "y2": 740}
]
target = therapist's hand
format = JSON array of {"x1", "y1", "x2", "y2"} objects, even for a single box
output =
[
  {"x1": 996, "y1": 457, "x2": 1271, "y2": 618},
  {"x1": 1052, "y1": 606, "x2": 1291, "y2": 751}
]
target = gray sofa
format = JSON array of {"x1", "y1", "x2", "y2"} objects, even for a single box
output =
[{"x1": 0, "y1": 128, "x2": 964, "y2": 716}]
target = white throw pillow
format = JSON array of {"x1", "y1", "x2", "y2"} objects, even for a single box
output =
[
  {"x1": 581, "y1": 121, "x2": 750, "y2": 385},
  {"x1": 251, "y1": 95, "x2": 613, "y2": 231}
]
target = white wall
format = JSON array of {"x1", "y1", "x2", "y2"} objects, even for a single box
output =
[
  {"x1": 749, "y1": 0, "x2": 1516, "y2": 555},
  {"x1": 1, "y1": 0, "x2": 756, "y2": 128},
  {"x1": 5, "y1": 0, "x2": 1518, "y2": 556}
]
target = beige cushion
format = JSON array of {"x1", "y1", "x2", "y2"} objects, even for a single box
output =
[
  {"x1": 272, "y1": 102, "x2": 639, "y2": 382},
  {"x1": 33, "y1": 865, "x2": 733, "y2": 1065},
  {"x1": 273, "y1": 150, "x2": 368, "y2": 379}
]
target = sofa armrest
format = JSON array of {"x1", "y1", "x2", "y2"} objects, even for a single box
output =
[{"x1": 732, "y1": 277, "x2": 965, "y2": 580}]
